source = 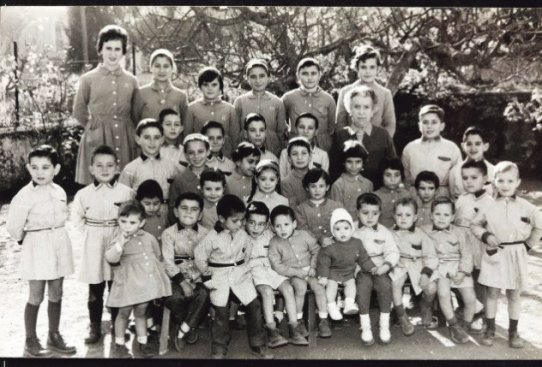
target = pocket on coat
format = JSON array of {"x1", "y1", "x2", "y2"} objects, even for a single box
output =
[
  {"x1": 482, "y1": 248, "x2": 501, "y2": 266},
  {"x1": 85, "y1": 121, "x2": 104, "y2": 148}
]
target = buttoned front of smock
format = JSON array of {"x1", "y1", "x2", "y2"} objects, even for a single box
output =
[
  {"x1": 225, "y1": 169, "x2": 253, "y2": 202},
  {"x1": 415, "y1": 197, "x2": 433, "y2": 227},
  {"x1": 316, "y1": 237, "x2": 374, "y2": 282},
  {"x1": 280, "y1": 168, "x2": 310, "y2": 207},
  {"x1": 330, "y1": 173, "x2": 374, "y2": 220},
  {"x1": 374, "y1": 185, "x2": 416, "y2": 228},
  {"x1": 207, "y1": 154, "x2": 236, "y2": 174},
  {"x1": 268, "y1": 230, "x2": 320, "y2": 278},
  {"x1": 160, "y1": 144, "x2": 187, "y2": 174},
  {"x1": 73, "y1": 65, "x2": 139, "y2": 185},
  {"x1": 134, "y1": 81, "x2": 188, "y2": 122},
  {"x1": 194, "y1": 228, "x2": 256, "y2": 307},
  {"x1": 143, "y1": 204, "x2": 169, "y2": 242},
  {"x1": 7, "y1": 182, "x2": 74, "y2": 280},
  {"x1": 201, "y1": 199, "x2": 218, "y2": 229},
  {"x1": 353, "y1": 223, "x2": 400, "y2": 280},
  {"x1": 251, "y1": 190, "x2": 289, "y2": 212},
  {"x1": 295, "y1": 198, "x2": 342, "y2": 240},
  {"x1": 71, "y1": 180, "x2": 134, "y2": 284}
]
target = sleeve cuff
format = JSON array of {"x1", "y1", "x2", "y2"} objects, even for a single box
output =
[
  {"x1": 201, "y1": 274, "x2": 212, "y2": 283},
  {"x1": 115, "y1": 242, "x2": 123, "y2": 252},
  {"x1": 481, "y1": 232, "x2": 492, "y2": 244},
  {"x1": 421, "y1": 267, "x2": 433, "y2": 277},
  {"x1": 171, "y1": 272, "x2": 184, "y2": 283}
]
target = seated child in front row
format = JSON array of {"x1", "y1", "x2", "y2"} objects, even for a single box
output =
[
  {"x1": 295, "y1": 168, "x2": 341, "y2": 245},
  {"x1": 226, "y1": 141, "x2": 262, "y2": 202},
  {"x1": 317, "y1": 208, "x2": 375, "y2": 321},
  {"x1": 280, "y1": 136, "x2": 312, "y2": 207},
  {"x1": 279, "y1": 113, "x2": 330, "y2": 179},
  {"x1": 401, "y1": 104, "x2": 462, "y2": 197},
  {"x1": 247, "y1": 159, "x2": 289, "y2": 212},
  {"x1": 422, "y1": 197, "x2": 477, "y2": 345},
  {"x1": 200, "y1": 169, "x2": 226, "y2": 229},
  {"x1": 449, "y1": 126, "x2": 495, "y2": 200},
  {"x1": 268, "y1": 205, "x2": 332, "y2": 339},
  {"x1": 194, "y1": 195, "x2": 273, "y2": 359},
  {"x1": 158, "y1": 108, "x2": 186, "y2": 173},
  {"x1": 330, "y1": 140, "x2": 373, "y2": 220},
  {"x1": 414, "y1": 170, "x2": 439, "y2": 227},
  {"x1": 353, "y1": 193, "x2": 399, "y2": 346},
  {"x1": 201, "y1": 120, "x2": 236, "y2": 174},
  {"x1": 105, "y1": 201, "x2": 171, "y2": 358},
  {"x1": 162, "y1": 192, "x2": 210, "y2": 352},
  {"x1": 246, "y1": 201, "x2": 309, "y2": 348},
  {"x1": 374, "y1": 158, "x2": 416, "y2": 228},
  {"x1": 119, "y1": 118, "x2": 180, "y2": 200},
  {"x1": 7, "y1": 145, "x2": 76, "y2": 357},
  {"x1": 243, "y1": 112, "x2": 279, "y2": 162},
  {"x1": 390, "y1": 198, "x2": 439, "y2": 336},
  {"x1": 136, "y1": 179, "x2": 168, "y2": 241},
  {"x1": 471, "y1": 161, "x2": 542, "y2": 349}
]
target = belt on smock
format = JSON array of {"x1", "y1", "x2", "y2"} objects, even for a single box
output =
[
  {"x1": 24, "y1": 225, "x2": 65, "y2": 233},
  {"x1": 85, "y1": 218, "x2": 118, "y2": 227},
  {"x1": 174, "y1": 255, "x2": 193, "y2": 265},
  {"x1": 208, "y1": 259, "x2": 245, "y2": 268}
]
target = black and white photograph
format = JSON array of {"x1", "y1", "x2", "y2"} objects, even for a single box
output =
[{"x1": 0, "y1": 4, "x2": 541, "y2": 360}]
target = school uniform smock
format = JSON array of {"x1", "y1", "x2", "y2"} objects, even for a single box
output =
[
  {"x1": 71, "y1": 179, "x2": 134, "y2": 284},
  {"x1": 448, "y1": 159, "x2": 495, "y2": 200},
  {"x1": 391, "y1": 226, "x2": 439, "y2": 295},
  {"x1": 73, "y1": 65, "x2": 139, "y2": 185},
  {"x1": 249, "y1": 229, "x2": 288, "y2": 289},
  {"x1": 454, "y1": 190, "x2": 494, "y2": 269},
  {"x1": 268, "y1": 230, "x2": 320, "y2": 278},
  {"x1": 421, "y1": 224, "x2": 473, "y2": 288},
  {"x1": 143, "y1": 203, "x2": 169, "y2": 242},
  {"x1": 374, "y1": 184, "x2": 416, "y2": 228},
  {"x1": 401, "y1": 137, "x2": 461, "y2": 197},
  {"x1": 7, "y1": 182, "x2": 74, "y2": 280},
  {"x1": 295, "y1": 199, "x2": 342, "y2": 240},
  {"x1": 330, "y1": 173, "x2": 374, "y2": 220},
  {"x1": 330, "y1": 125, "x2": 396, "y2": 186},
  {"x1": 353, "y1": 223, "x2": 400, "y2": 280},
  {"x1": 105, "y1": 230, "x2": 172, "y2": 307},
  {"x1": 280, "y1": 168, "x2": 310, "y2": 207},
  {"x1": 207, "y1": 153, "x2": 236, "y2": 174},
  {"x1": 251, "y1": 190, "x2": 288, "y2": 212},
  {"x1": 162, "y1": 223, "x2": 210, "y2": 285},
  {"x1": 119, "y1": 153, "x2": 180, "y2": 199},
  {"x1": 225, "y1": 169, "x2": 253, "y2": 202},
  {"x1": 316, "y1": 238, "x2": 375, "y2": 282},
  {"x1": 194, "y1": 226, "x2": 256, "y2": 307},
  {"x1": 415, "y1": 197, "x2": 433, "y2": 227},
  {"x1": 336, "y1": 80, "x2": 396, "y2": 137},
  {"x1": 471, "y1": 195, "x2": 542, "y2": 290},
  {"x1": 160, "y1": 143, "x2": 187, "y2": 174},
  {"x1": 282, "y1": 87, "x2": 337, "y2": 151},
  {"x1": 279, "y1": 145, "x2": 329, "y2": 180},
  {"x1": 133, "y1": 81, "x2": 188, "y2": 122},
  {"x1": 184, "y1": 99, "x2": 239, "y2": 157},
  {"x1": 234, "y1": 91, "x2": 287, "y2": 155},
  {"x1": 201, "y1": 200, "x2": 218, "y2": 229}
]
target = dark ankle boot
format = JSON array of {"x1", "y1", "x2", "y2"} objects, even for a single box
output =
[
  {"x1": 47, "y1": 331, "x2": 76, "y2": 355},
  {"x1": 24, "y1": 337, "x2": 52, "y2": 358},
  {"x1": 266, "y1": 325, "x2": 288, "y2": 348},
  {"x1": 84, "y1": 322, "x2": 102, "y2": 344},
  {"x1": 288, "y1": 323, "x2": 309, "y2": 346}
]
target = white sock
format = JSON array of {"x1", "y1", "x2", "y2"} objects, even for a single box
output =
[
  {"x1": 137, "y1": 335, "x2": 148, "y2": 344},
  {"x1": 115, "y1": 337, "x2": 125, "y2": 345},
  {"x1": 319, "y1": 312, "x2": 328, "y2": 319},
  {"x1": 178, "y1": 322, "x2": 190, "y2": 338},
  {"x1": 146, "y1": 318, "x2": 153, "y2": 328},
  {"x1": 297, "y1": 312, "x2": 303, "y2": 320},
  {"x1": 274, "y1": 311, "x2": 284, "y2": 322}
]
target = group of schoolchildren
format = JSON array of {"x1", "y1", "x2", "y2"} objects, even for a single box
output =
[{"x1": 5, "y1": 24, "x2": 542, "y2": 360}]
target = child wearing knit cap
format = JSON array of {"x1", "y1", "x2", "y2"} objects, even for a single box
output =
[{"x1": 317, "y1": 208, "x2": 375, "y2": 321}]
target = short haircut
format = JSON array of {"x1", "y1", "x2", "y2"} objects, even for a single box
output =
[
  {"x1": 380, "y1": 158, "x2": 405, "y2": 181},
  {"x1": 245, "y1": 201, "x2": 270, "y2": 221},
  {"x1": 414, "y1": 170, "x2": 440, "y2": 190},
  {"x1": 244, "y1": 112, "x2": 266, "y2": 130},
  {"x1": 345, "y1": 85, "x2": 377, "y2": 113},
  {"x1": 136, "y1": 179, "x2": 164, "y2": 202},
  {"x1": 462, "y1": 126, "x2": 487, "y2": 142},
  {"x1": 136, "y1": 118, "x2": 163, "y2": 136},
  {"x1": 341, "y1": 140, "x2": 368, "y2": 165},
  {"x1": 183, "y1": 133, "x2": 210, "y2": 151},
  {"x1": 200, "y1": 169, "x2": 226, "y2": 188},
  {"x1": 201, "y1": 120, "x2": 225, "y2": 136},
  {"x1": 28, "y1": 144, "x2": 60, "y2": 166},
  {"x1": 97, "y1": 25, "x2": 128, "y2": 54},
  {"x1": 232, "y1": 141, "x2": 261, "y2": 162},
  {"x1": 394, "y1": 197, "x2": 418, "y2": 214},
  {"x1": 217, "y1": 194, "x2": 246, "y2": 218},
  {"x1": 494, "y1": 160, "x2": 520, "y2": 178},
  {"x1": 245, "y1": 58, "x2": 269, "y2": 76},
  {"x1": 302, "y1": 168, "x2": 330, "y2": 188},
  {"x1": 118, "y1": 200, "x2": 146, "y2": 219},
  {"x1": 158, "y1": 108, "x2": 180, "y2": 126},
  {"x1": 90, "y1": 145, "x2": 117, "y2": 164},
  {"x1": 286, "y1": 136, "x2": 312, "y2": 156},
  {"x1": 270, "y1": 205, "x2": 296, "y2": 224},
  {"x1": 149, "y1": 48, "x2": 175, "y2": 69},
  {"x1": 431, "y1": 196, "x2": 455, "y2": 214},
  {"x1": 350, "y1": 45, "x2": 382, "y2": 69},
  {"x1": 357, "y1": 192, "x2": 382, "y2": 211},
  {"x1": 297, "y1": 57, "x2": 321, "y2": 73},
  {"x1": 175, "y1": 192, "x2": 204, "y2": 210},
  {"x1": 419, "y1": 104, "x2": 445, "y2": 121},
  {"x1": 197, "y1": 66, "x2": 224, "y2": 93},
  {"x1": 461, "y1": 159, "x2": 488, "y2": 177},
  {"x1": 295, "y1": 112, "x2": 319, "y2": 130}
]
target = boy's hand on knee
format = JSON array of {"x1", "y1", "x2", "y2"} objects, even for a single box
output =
[
  {"x1": 452, "y1": 272, "x2": 465, "y2": 285},
  {"x1": 318, "y1": 277, "x2": 328, "y2": 286},
  {"x1": 375, "y1": 264, "x2": 390, "y2": 276}
]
